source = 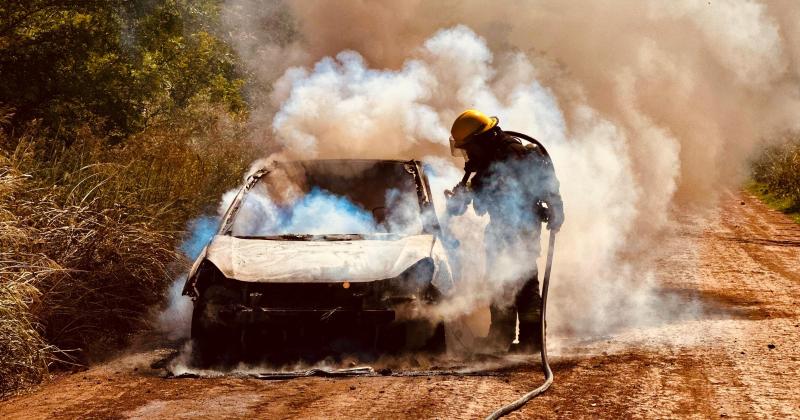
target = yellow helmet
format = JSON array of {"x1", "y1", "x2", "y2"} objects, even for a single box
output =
[{"x1": 450, "y1": 109, "x2": 499, "y2": 148}]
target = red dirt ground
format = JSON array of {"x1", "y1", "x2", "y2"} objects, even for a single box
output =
[{"x1": 2, "y1": 191, "x2": 799, "y2": 419}]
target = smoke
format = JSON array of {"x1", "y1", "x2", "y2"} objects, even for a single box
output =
[
  {"x1": 158, "y1": 216, "x2": 219, "y2": 340},
  {"x1": 270, "y1": 51, "x2": 449, "y2": 159},
  {"x1": 199, "y1": 1, "x2": 800, "y2": 340},
  {"x1": 180, "y1": 216, "x2": 220, "y2": 259},
  {"x1": 225, "y1": 160, "x2": 428, "y2": 236},
  {"x1": 224, "y1": 23, "x2": 656, "y2": 335},
  {"x1": 229, "y1": 0, "x2": 800, "y2": 194},
  {"x1": 229, "y1": 185, "x2": 423, "y2": 237}
]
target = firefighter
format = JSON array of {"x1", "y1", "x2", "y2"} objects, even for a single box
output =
[{"x1": 445, "y1": 109, "x2": 564, "y2": 353}]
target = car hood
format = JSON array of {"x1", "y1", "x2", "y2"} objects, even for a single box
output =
[{"x1": 205, "y1": 234, "x2": 436, "y2": 283}]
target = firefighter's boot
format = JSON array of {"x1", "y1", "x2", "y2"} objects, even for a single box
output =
[
  {"x1": 514, "y1": 274, "x2": 543, "y2": 354},
  {"x1": 486, "y1": 303, "x2": 516, "y2": 352}
]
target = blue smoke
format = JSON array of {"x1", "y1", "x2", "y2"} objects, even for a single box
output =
[
  {"x1": 282, "y1": 187, "x2": 378, "y2": 234},
  {"x1": 229, "y1": 186, "x2": 383, "y2": 236},
  {"x1": 180, "y1": 215, "x2": 219, "y2": 259},
  {"x1": 191, "y1": 184, "x2": 422, "y2": 242}
]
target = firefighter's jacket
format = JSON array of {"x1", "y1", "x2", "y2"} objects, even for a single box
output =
[{"x1": 466, "y1": 131, "x2": 564, "y2": 239}]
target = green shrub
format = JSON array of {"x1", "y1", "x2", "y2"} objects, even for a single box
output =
[
  {"x1": 0, "y1": 0, "x2": 245, "y2": 142},
  {"x1": 751, "y1": 135, "x2": 800, "y2": 208}
]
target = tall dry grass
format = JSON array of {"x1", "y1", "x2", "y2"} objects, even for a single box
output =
[
  {"x1": 0, "y1": 103, "x2": 254, "y2": 396},
  {"x1": 0, "y1": 279, "x2": 52, "y2": 396},
  {"x1": 0, "y1": 166, "x2": 53, "y2": 396}
]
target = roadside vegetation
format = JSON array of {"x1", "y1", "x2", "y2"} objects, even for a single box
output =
[
  {"x1": 0, "y1": 1, "x2": 255, "y2": 396},
  {"x1": 749, "y1": 135, "x2": 800, "y2": 223}
]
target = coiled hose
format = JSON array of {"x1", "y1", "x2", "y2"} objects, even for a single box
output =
[{"x1": 485, "y1": 230, "x2": 557, "y2": 420}]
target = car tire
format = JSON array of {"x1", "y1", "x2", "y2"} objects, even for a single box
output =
[
  {"x1": 422, "y1": 321, "x2": 446, "y2": 354},
  {"x1": 378, "y1": 320, "x2": 446, "y2": 354}
]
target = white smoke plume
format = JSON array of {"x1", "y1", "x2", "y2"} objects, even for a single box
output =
[
  {"x1": 192, "y1": 1, "x2": 800, "y2": 340},
  {"x1": 225, "y1": 24, "x2": 661, "y2": 336}
]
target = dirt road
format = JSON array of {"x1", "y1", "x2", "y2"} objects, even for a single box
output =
[{"x1": 2, "y1": 191, "x2": 799, "y2": 419}]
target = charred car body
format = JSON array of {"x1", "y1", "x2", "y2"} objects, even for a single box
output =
[{"x1": 183, "y1": 160, "x2": 454, "y2": 365}]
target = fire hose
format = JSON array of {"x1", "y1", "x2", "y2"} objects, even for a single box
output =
[{"x1": 485, "y1": 229, "x2": 556, "y2": 420}]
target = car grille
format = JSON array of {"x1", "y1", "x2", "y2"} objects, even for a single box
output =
[{"x1": 248, "y1": 281, "x2": 383, "y2": 310}]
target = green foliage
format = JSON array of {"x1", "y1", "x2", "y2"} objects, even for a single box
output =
[
  {"x1": 0, "y1": 0, "x2": 246, "y2": 142},
  {"x1": 745, "y1": 181, "x2": 800, "y2": 224},
  {"x1": 751, "y1": 135, "x2": 800, "y2": 215}
]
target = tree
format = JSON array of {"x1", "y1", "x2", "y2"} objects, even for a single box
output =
[{"x1": 0, "y1": 0, "x2": 245, "y2": 144}]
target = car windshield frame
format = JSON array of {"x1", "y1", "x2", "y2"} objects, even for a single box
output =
[{"x1": 217, "y1": 159, "x2": 441, "y2": 239}]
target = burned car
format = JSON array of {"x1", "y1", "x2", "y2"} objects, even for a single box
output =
[{"x1": 183, "y1": 159, "x2": 454, "y2": 365}]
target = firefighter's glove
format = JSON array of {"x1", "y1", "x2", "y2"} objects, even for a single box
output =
[{"x1": 445, "y1": 184, "x2": 470, "y2": 216}]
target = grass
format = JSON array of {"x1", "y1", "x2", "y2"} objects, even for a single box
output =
[
  {"x1": 0, "y1": 165, "x2": 56, "y2": 396},
  {"x1": 745, "y1": 180, "x2": 800, "y2": 224},
  {"x1": 0, "y1": 159, "x2": 181, "y2": 395},
  {"x1": 0, "y1": 248, "x2": 53, "y2": 396},
  {"x1": 0, "y1": 104, "x2": 254, "y2": 397},
  {"x1": 748, "y1": 134, "x2": 800, "y2": 224}
]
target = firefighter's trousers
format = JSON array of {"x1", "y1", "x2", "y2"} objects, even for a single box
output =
[
  {"x1": 484, "y1": 223, "x2": 543, "y2": 349},
  {"x1": 488, "y1": 272, "x2": 542, "y2": 348}
]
